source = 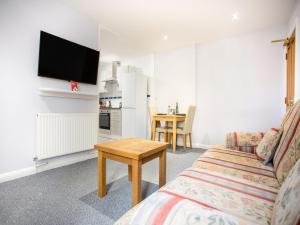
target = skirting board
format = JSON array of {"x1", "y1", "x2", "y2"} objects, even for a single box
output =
[
  {"x1": 35, "y1": 149, "x2": 97, "y2": 173},
  {"x1": 0, "y1": 166, "x2": 36, "y2": 184},
  {"x1": 0, "y1": 143, "x2": 210, "y2": 184},
  {"x1": 0, "y1": 150, "x2": 98, "y2": 184}
]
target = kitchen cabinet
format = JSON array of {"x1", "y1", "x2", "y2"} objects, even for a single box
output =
[{"x1": 110, "y1": 109, "x2": 122, "y2": 136}]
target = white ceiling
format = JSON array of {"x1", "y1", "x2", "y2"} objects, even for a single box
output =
[{"x1": 61, "y1": 0, "x2": 295, "y2": 53}]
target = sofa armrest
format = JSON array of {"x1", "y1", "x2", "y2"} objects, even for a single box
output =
[{"x1": 226, "y1": 132, "x2": 264, "y2": 154}]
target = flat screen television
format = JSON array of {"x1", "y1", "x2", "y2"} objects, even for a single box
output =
[{"x1": 38, "y1": 31, "x2": 99, "y2": 85}]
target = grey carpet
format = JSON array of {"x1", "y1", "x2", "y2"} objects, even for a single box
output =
[
  {"x1": 0, "y1": 148, "x2": 205, "y2": 225},
  {"x1": 80, "y1": 177, "x2": 157, "y2": 221}
]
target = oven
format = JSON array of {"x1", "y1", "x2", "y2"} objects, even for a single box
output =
[{"x1": 99, "y1": 109, "x2": 110, "y2": 130}]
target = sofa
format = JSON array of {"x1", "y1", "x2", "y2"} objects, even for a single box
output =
[{"x1": 114, "y1": 101, "x2": 300, "y2": 225}]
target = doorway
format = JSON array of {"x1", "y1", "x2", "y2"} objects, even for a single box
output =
[{"x1": 285, "y1": 30, "x2": 296, "y2": 109}]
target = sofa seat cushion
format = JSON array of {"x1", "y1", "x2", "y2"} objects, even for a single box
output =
[
  {"x1": 192, "y1": 147, "x2": 280, "y2": 189},
  {"x1": 115, "y1": 192, "x2": 257, "y2": 225},
  {"x1": 115, "y1": 167, "x2": 278, "y2": 225}
]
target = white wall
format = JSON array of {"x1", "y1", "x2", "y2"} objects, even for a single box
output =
[
  {"x1": 288, "y1": 0, "x2": 300, "y2": 100},
  {"x1": 0, "y1": 0, "x2": 99, "y2": 175},
  {"x1": 195, "y1": 26, "x2": 286, "y2": 145},
  {"x1": 147, "y1": 26, "x2": 286, "y2": 146},
  {"x1": 0, "y1": 0, "x2": 289, "y2": 178},
  {"x1": 153, "y1": 47, "x2": 196, "y2": 112}
]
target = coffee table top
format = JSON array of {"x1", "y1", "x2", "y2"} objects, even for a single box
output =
[{"x1": 94, "y1": 138, "x2": 168, "y2": 160}]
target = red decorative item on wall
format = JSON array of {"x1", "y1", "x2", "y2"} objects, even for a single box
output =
[{"x1": 70, "y1": 81, "x2": 79, "y2": 91}]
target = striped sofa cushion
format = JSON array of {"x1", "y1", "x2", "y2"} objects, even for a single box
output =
[
  {"x1": 115, "y1": 167, "x2": 278, "y2": 225},
  {"x1": 193, "y1": 147, "x2": 280, "y2": 189},
  {"x1": 273, "y1": 100, "x2": 300, "y2": 184}
]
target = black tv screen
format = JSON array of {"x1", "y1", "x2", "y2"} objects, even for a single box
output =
[{"x1": 38, "y1": 31, "x2": 99, "y2": 85}]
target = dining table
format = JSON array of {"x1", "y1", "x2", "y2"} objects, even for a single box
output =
[{"x1": 151, "y1": 114, "x2": 186, "y2": 152}]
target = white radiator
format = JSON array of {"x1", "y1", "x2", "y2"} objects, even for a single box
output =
[{"x1": 36, "y1": 113, "x2": 98, "y2": 160}]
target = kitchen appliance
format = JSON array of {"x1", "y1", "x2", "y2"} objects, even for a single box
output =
[
  {"x1": 38, "y1": 31, "x2": 100, "y2": 85},
  {"x1": 120, "y1": 68, "x2": 148, "y2": 138},
  {"x1": 102, "y1": 61, "x2": 120, "y2": 83},
  {"x1": 99, "y1": 109, "x2": 110, "y2": 131}
]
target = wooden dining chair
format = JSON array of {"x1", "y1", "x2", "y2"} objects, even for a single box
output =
[
  {"x1": 167, "y1": 105, "x2": 196, "y2": 150},
  {"x1": 148, "y1": 106, "x2": 168, "y2": 142}
]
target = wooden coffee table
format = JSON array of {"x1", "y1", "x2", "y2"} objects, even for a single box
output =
[{"x1": 94, "y1": 138, "x2": 168, "y2": 206}]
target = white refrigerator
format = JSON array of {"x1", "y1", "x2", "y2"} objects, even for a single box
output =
[{"x1": 119, "y1": 69, "x2": 147, "y2": 139}]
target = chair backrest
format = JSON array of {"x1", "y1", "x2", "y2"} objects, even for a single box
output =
[{"x1": 183, "y1": 106, "x2": 196, "y2": 133}]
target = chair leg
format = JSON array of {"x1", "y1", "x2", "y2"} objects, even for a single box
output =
[
  {"x1": 163, "y1": 131, "x2": 167, "y2": 142},
  {"x1": 189, "y1": 133, "x2": 192, "y2": 148},
  {"x1": 153, "y1": 132, "x2": 159, "y2": 141},
  {"x1": 168, "y1": 133, "x2": 171, "y2": 144},
  {"x1": 183, "y1": 134, "x2": 186, "y2": 151}
]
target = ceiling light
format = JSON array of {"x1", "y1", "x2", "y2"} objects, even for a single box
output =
[
  {"x1": 163, "y1": 35, "x2": 168, "y2": 41},
  {"x1": 232, "y1": 12, "x2": 240, "y2": 21}
]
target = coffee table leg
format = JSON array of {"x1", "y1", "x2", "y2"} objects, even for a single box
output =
[
  {"x1": 132, "y1": 160, "x2": 142, "y2": 206},
  {"x1": 159, "y1": 149, "x2": 166, "y2": 187},
  {"x1": 128, "y1": 165, "x2": 132, "y2": 181},
  {"x1": 98, "y1": 151, "x2": 106, "y2": 198}
]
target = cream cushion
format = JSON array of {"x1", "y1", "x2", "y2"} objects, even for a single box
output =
[
  {"x1": 167, "y1": 127, "x2": 185, "y2": 134},
  {"x1": 255, "y1": 128, "x2": 282, "y2": 161},
  {"x1": 156, "y1": 126, "x2": 170, "y2": 132},
  {"x1": 167, "y1": 106, "x2": 196, "y2": 135}
]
